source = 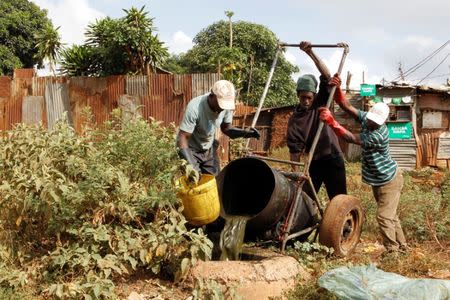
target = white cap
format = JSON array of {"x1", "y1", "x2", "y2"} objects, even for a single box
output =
[
  {"x1": 211, "y1": 80, "x2": 235, "y2": 110},
  {"x1": 367, "y1": 102, "x2": 389, "y2": 125}
]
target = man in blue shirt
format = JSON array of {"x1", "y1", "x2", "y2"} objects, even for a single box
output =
[
  {"x1": 319, "y1": 74, "x2": 408, "y2": 253},
  {"x1": 177, "y1": 80, "x2": 260, "y2": 179}
]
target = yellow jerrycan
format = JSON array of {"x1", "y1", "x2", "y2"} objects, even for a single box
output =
[{"x1": 177, "y1": 174, "x2": 220, "y2": 226}]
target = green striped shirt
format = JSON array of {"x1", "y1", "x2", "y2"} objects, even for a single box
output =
[{"x1": 358, "y1": 110, "x2": 397, "y2": 186}]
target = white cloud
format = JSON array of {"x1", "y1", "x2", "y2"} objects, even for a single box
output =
[
  {"x1": 294, "y1": 50, "x2": 379, "y2": 90},
  {"x1": 31, "y1": 0, "x2": 105, "y2": 46},
  {"x1": 283, "y1": 50, "x2": 297, "y2": 65},
  {"x1": 166, "y1": 31, "x2": 193, "y2": 55}
]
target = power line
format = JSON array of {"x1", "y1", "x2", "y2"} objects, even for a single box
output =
[
  {"x1": 416, "y1": 51, "x2": 450, "y2": 84},
  {"x1": 400, "y1": 40, "x2": 449, "y2": 79},
  {"x1": 409, "y1": 72, "x2": 450, "y2": 81},
  {"x1": 392, "y1": 40, "x2": 450, "y2": 81}
]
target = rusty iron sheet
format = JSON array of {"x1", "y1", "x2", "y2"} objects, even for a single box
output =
[
  {"x1": 69, "y1": 77, "x2": 110, "y2": 131},
  {"x1": 389, "y1": 139, "x2": 417, "y2": 170},
  {"x1": 45, "y1": 82, "x2": 71, "y2": 130},
  {"x1": 13, "y1": 68, "x2": 35, "y2": 79},
  {"x1": 0, "y1": 97, "x2": 6, "y2": 131},
  {"x1": 0, "y1": 76, "x2": 11, "y2": 98},
  {"x1": 22, "y1": 96, "x2": 44, "y2": 125},
  {"x1": 8, "y1": 78, "x2": 32, "y2": 129},
  {"x1": 107, "y1": 75, "x2": 125, "y2": 114},
  {"x1": 119, "y1": 95, "x2": 141, "y2": 122},
  {"x1": 126, "y1": 75, "x2": 148, "y2": 96},
  {"x1": 191, "y1": 73, "x2": 220, "y2": 98}
]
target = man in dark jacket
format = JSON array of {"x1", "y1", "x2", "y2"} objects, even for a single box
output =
[{"x1": 286, "y1": 41, "x2": 347, "y2": 200}]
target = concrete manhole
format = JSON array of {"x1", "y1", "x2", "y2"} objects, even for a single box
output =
[{"x1": 189, "y1": 249, "x2": 310, "y2": 300}]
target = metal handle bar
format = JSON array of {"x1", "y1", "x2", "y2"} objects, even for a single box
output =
[{"x1": 279, "y1": 42, "x2": 349, "y2": 49}]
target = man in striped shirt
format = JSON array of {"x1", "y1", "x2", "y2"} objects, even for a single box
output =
[{"x1": 319, "y1": 74, "x2": 408, "y2": 253}]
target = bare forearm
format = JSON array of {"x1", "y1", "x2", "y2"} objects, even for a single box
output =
[
  {"x1": 339, "y1": 131, "x2": 361, "y2": 145},
  {"x1": 307, "y1": 51, "x2": 331, "y2": 79},
  {"x1": 335, "y1": 89, "x2": 359, "y2": 119},
  {"x1": 177, "y1": 131, "x2": 190, "y2": 149}
]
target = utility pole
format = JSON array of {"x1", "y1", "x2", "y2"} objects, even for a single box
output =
[{"x1": 398, "y1": 62, "x2": 405, "y2": 81}]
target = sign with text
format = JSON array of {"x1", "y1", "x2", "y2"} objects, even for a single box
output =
[
  {"x1": 387, "y1": 122, "x2": 412, "y2": 139},
  {"x1": 360, "y1": 84, "x2": 376, "y2": 96}
]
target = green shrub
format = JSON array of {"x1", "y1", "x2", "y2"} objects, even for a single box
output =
[{"x1": 0, "y1": 113, "x2": 212, "y2": 299}]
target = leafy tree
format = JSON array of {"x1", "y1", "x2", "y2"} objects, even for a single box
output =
[
  {"x1": 0, "y1": 0, "x2": 53, "y2": 75},
  {"x1": 60, "y1": 6, "x2": 169, "y2": 76},
  {"x1": 59, "y1": 45, "x2": 101, "y2": 76},
  {"x1": 176, "y1": 20, "x2": 299, "y2": 107},
  {"x1": 162, "y1": 54, "x2": 188, "y2": 74},
  {"x1": 35, "y1": 25, "x2": 63, "y2": 75}
]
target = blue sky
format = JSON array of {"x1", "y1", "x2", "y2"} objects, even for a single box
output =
[{"x1": 32, "y1": 0, "x2": 450, "y2": 88}]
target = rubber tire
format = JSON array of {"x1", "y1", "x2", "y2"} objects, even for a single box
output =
[{"x1": 319, "y1": 194, "x2": 364, "y2": 257}]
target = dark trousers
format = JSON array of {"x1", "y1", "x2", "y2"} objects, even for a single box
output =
[
  {"x1": 304, "y1": 155, "x2": 347, "y2": 200},
  {"x1": 191, "y1": 140, "x2": 220, "y2": 176}
]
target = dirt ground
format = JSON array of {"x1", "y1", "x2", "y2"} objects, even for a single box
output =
[
  {"x1": 116, "y1": 165, "x2": 450, "y2": 300},
  {"x1": 116, "y1": 238, "x2": 449, "y2": 300}
]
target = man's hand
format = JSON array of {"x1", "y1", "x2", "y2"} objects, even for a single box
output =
[
  {"x1": 299, "y1": 41, "x2": 312, "y2": 53},
  {"x1": 329, "y1": 73, "x2": 346, "y2": 105},
  {"x1": 318, "y1": 107, "x2": 348, "y2": 137},
  {"x1": 183, "y1": 163, "x2": 200, "y2": 186},
  {"x1": 319, "y1": 107, "x2": 335, "y2": 125}
]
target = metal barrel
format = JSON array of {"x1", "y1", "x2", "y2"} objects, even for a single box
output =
[{"x1": 216, "y1": 157, "x2": 315, "y2": 234}]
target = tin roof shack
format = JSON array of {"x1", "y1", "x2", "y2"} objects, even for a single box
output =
[
  {"x1": 415, "y1": 85, "x2": 450, "y2": 169},
  {"x1": 364, "y1": 84, "x2": 419, "y2": 170},
  {"x1": 232, "y1": 105, "x2": 284, "y2": 154}
]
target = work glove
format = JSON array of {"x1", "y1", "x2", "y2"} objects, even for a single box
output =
[
  {"x1": 178, "y1": 148, "x2": 200, "y2": 186},
  {"x1": 246, "y1": 127, "x2": 261, "y2": 139},
  {"x1": 329, "y1": 73, "x2": 346, "y2": 105},
  {"x1": 226, "y1": 127, "x2": 260, "y2": 139},
  {"x1": 318, "y1": 107, "x2": 348, "y2": 138}
]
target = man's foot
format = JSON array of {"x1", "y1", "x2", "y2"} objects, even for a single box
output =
[
  {"x1": 381, "y1": 249, "x2": 399, "y2": 261},
  {"x1": 399, "y1": 244, "x2": 411, "y2": 253}
]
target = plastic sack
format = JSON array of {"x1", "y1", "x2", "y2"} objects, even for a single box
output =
[{"x1": 318, "y1": 265, "x2": 450, "y2": 300}]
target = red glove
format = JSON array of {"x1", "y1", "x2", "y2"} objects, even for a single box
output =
[
  {"x1": 329, "y1": 74, "x2": 345, "y2": 105},
  {"x1": 318, "y1": 107, "x2": 348, "y2": 137}
]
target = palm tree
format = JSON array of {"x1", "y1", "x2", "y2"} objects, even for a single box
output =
[
  {"x1": 35, "y1": 25, "x2": 63, "y2": 76},
  {"x1": 225, "y1": 11, "x2": 234, "y2": 48}
]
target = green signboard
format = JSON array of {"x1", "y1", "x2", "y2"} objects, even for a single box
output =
[
  {"x1": 387, "y1": 122, "x2": 412, "y2": 139},
  {"x1": 360, "y1": 84, "x2": 376, "y2": 96}
]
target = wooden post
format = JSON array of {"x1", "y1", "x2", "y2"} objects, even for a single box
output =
[{"x1": 346, "y1": 71, "x2": 352, "y2": 93}]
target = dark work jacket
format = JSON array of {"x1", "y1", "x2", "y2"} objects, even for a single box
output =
[{"x1": 286, "y1": 76, "x2": 343, "y2": 161}]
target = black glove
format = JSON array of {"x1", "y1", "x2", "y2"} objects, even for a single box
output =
[
  {"x1": 247, "y1": 127, "x2": 260, "y2": 139},
  {"x1": 226, "y1": 127, "x2": 260, "y2": 139},
  {"x1": 178, "y1": 148, "x2": 200, "y2": 172}
]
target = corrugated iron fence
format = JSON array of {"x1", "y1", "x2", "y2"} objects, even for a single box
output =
[{"x1": 0, "y1": 72, "x2": 239, "y2": 162}]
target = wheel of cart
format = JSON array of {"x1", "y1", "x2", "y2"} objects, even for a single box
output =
[{"x1": 318, "y1": 194, "x2": 364, "y2": 256}]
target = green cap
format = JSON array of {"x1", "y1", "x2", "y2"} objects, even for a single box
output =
[{"x1": 296, "y1": 74, "x2": 318, "y2": 93}]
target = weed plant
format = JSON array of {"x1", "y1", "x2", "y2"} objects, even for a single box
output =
[{"x1": 0, "y1": 111, "x2": 212, "y2": 299}]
